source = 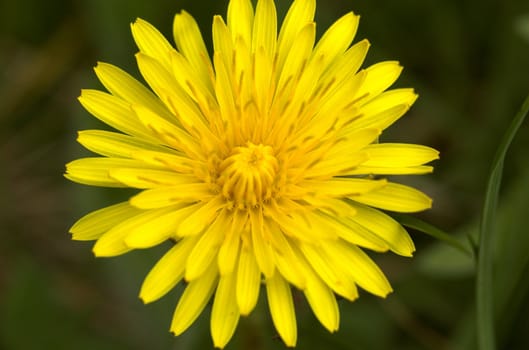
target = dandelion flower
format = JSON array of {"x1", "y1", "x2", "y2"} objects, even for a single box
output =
[{"x1": 66, "y1": 0, "x2": 439, "y2": 347}]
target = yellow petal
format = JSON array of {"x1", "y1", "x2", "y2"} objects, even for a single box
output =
[
  {"x1": 348, "y1": 165, "x2": 434, "y2": 176},
  {"x1": 155, "y1": 55, "x2": 216, "y2": 144},
  {"x1": 276, "y1": 22, "x2": 315, "y2": 93},
  {"x1": 69, "y1": 202, "x2": 141, "y2": 241},
  {"x1": 322, "y1": 240, "x2": 392, "y2": 297},
  {"x1": 129, "y1": 184, "x2": 213, "y2": 209},
  {"x1": 302, "y1": 156, "x2": 367, "y2": 180},
  {"x1": 288, "y1": 72, "x2": 366, "y2": 143},
  {"x1": 266, "y1": 273, "x2": 297, "y2": 347},
  {"x1": 218, "y1": 210, "x2": 246, "y2": 275},
  {"x1": 77, "y1": 129, "x2": 167, "y2": 158},
  {"x1": 298, "y1": 242, "x2": 358, "y2": 301},
  {"x1": 140, "y1": 236, "x2": 199, "y2": 303},
  {"x1": 302, "y1": 197, "x2": 356, "y2": 218},
  {"x1": 308, "y1": 210, "x2": 388, "y2": 252},
  {"x1": 109, "y1": 168, "x2": 196, "y2": 189},
  {"x1": 355, "y1": 61, "x2": 403, "y2": 101},
  {"x1": 303, "y1": 276, "x2": 339, "y2": 332},
  {"x1": 236, "y1": 245, "x2": 261, "y2": 315},
  {"x1": 352, "y1": 182, "x2": 433, "y2": 213},
  {"x1": 131, "y1": 149, "x2": 196, "y2": 174},
  {"x1": 319, "y1": 39, "x2": 370, "y2": 97},
  {"x1": 212, "y1": 15, "x2": 234, "y2": 60},
  {"x1": 250, "y1": 209, "x2": 276, "y2": 277},
  {"x1": 363, "y1": 143, "x2": 440, "y2": 168},
  {"x1": 132, "y1": 103, "x2": 202, "y2": 159},
  {"x1": 213, "y1": 50, "x2": 237, "y2": 127},
  {"x1": 173, "y1": 10, "x2": 214, "y2": 92},
  {"x1": 277, "y1": 0, "x2": 315, "y2": 71},
  {"x1": 65, "y1": 157, "x2": 153, "y2": 187},
  {"x1": 276, "y1": 47, "x2": 321, "y2": 134},
  {"x1": 252, "y1": 0, "x2": 277, "y2": 55},
  {"x1": 185, "y1": 210, "x2": 229, "y2": 280},
  {"x1": 346, "y1": 103, "x2": 411, "y2": 133},
  {"x1": 211, "y1": 273, "x2": 240, "y2": 348},
  {"x1": 232, "y1": 36, "x2": 252, "y2": 98},
  {"x1": 266, "y1": 222, "x2": 306, "y2": 289},
  {"x1": 163, "y1": 90, "x2": 220, "y2": 151},
  {"x1": 300, "y1": 178, "x2": 387, "y2": 198},
  {"x1": 347, "y1": 202, "x2": 415, "y2": 256},
  {"x1": 349, "y1": 89, "x2": 418, "y2": 132},
  {"x1": 333, "y1": 214, "x2": 390, "y2": 252},
  {"x1": 92, "y1": 208, "x2": 172, "y2": 257},
  {"x1": 360, "y1": 88, "x2": 418, "y2": 115},
  {"x1": 312, "y1": 69, "x2": 367, "y2": 125},
  {"x1": 272, "y1": 250, "x2": 306, "y2": 290},
  {"x1": 125, "y1": 204, "x2": 196, "y2": 248},
  {"x1": 93, "y1": 62, "x2": 174, "y2": 122},
  {"x1": 134, "y1": 52, "x2": 193, "y2": 124},
  {"x1": 227, "y1": 0, "x2": 254, "y2": 45},
  {"x1": 171, "y1": 260, "x2": 218, "y2": 335},
  {"x1": 301, "y1": 151, "x2": 367, "y2": 181},
  {"x1": 327, "y1": 128, "x2": 381, "y2": 157},
  {"x1": 264, "y1": 201, "x2": 336, "y2": 241},
  {"x1": 78, "y1": 90, "x2": 153, "y2": 140},
  {"x1": 131, "y1": 18, "x2": 174, "y2": 72},
  {"x1": 252, "y1": 47, "x2": 275, "y2": 124},
  {"x1": 169, "y1": 50, "x2": 217, "y2": 120},
  {"x1": 134, "y1": 53, "x2": 202, "y2": 129},
  {"x1": 311, "y1": 12, "x2": 359, "y2": 70},
  {"x1": 178, "y1": 196, "x2": 225, "y2": 236}
]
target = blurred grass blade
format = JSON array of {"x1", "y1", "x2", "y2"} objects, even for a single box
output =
[
  {"x1": 514, "y1": 14, "x2": 529, "y2": 43},
  {"x1": 477, "y1": 92, "x2": 529, "y2": 350},
  {"x1": 477, "y1": 160, "x2": 502, "y2": 350},
  {"x1": 392, "y1": 214, "x2": 472, "y2": 257}
]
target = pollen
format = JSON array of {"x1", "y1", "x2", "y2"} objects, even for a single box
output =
[{"x1": 217, "y1": 142, "x2": 278, "y2": 207}]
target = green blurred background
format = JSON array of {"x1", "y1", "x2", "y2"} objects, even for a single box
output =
[{"x1": 1, "y1": 0, "x2": 529, "y2": 349}]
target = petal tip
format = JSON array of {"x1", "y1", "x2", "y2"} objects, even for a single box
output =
[
  {"x1": 92, "y1": 247, "x2": 101, "y2": 257},
  {"x1": 379, "y1": 288, "x2": 394, "y2": 299}
]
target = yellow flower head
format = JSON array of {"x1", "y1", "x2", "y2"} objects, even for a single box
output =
[{"x1": 66, "y1": 0, "x2": 439, "y2": 347}]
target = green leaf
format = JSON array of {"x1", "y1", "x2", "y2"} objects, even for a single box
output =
[
  {"x1": 476, "y1": 92, "x2": 529, "y2": 350},
  {"x1": 493, "y1": 166, "x2": 529, "y2": 345}
]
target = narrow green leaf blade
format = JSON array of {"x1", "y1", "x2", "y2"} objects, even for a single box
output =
[{"x1": 476, "y1": 92, "x2": 529, "y2": 350}]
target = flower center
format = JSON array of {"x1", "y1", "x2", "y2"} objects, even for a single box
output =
[{"x1": 218, "y1": 142, "x2": 278, "y2": 207}]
